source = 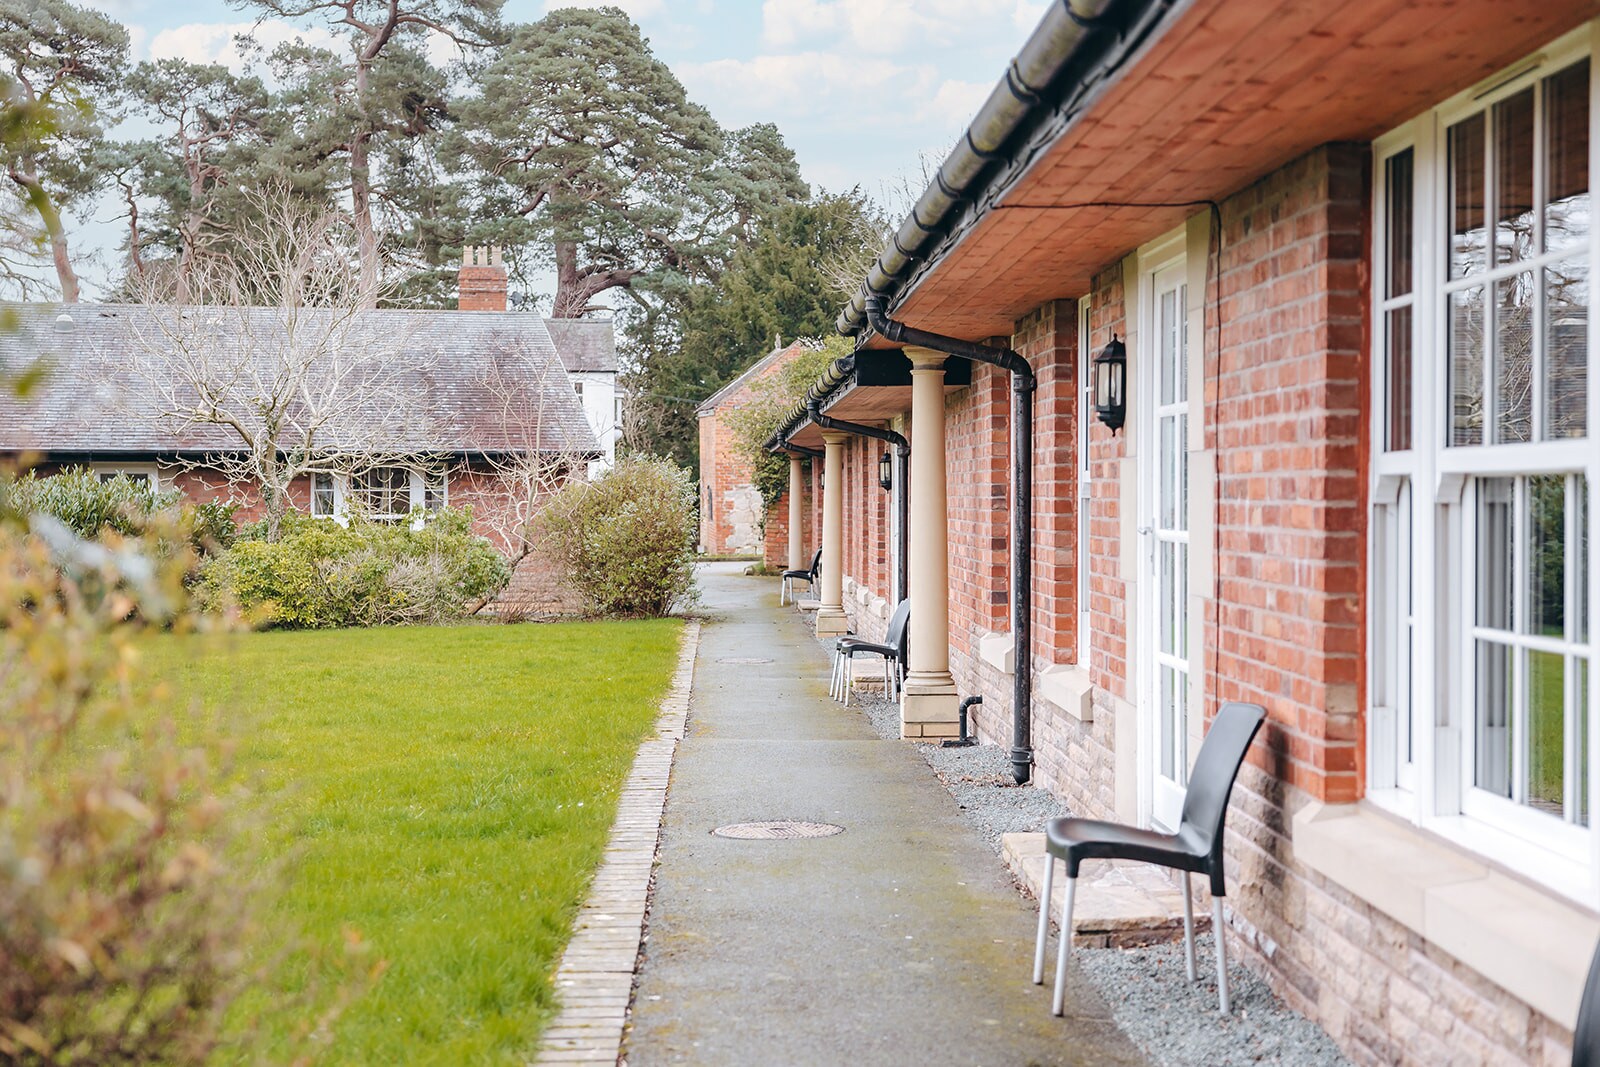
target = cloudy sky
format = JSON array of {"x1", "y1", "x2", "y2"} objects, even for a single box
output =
[{"x1": 70, "y1": 0, "x2": 1051, "y2": 294}]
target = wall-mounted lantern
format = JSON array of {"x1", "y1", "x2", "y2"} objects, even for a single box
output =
[
  {"x1": 878, "y1": 450, "x2": 893, "y2": 491},
  {"x1": 1093, "y1": 335, "x2": 1127, "y2": 433}
]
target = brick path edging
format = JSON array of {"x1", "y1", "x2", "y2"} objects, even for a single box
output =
[{"x1": 533, "y1": 618, "x2": 699, "y2": 1066}]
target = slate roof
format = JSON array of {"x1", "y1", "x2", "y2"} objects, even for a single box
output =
[
  {"x1": 0, "y1": 303, "x2": 599, "y2": 457},
  {"x1": 542, "y1": 317, "x2": 618, "y2": 373},
  {"x1": 696, "y1": 341, "x2": 808, "y2": 417}
]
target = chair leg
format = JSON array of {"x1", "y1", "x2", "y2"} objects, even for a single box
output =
[
  {"x1": 1213, "y1": 896, "x2": 1230, "y2": 1014},
  {"x1": 883, "y1": 656, "x2": 891, "y2": 700},
  {"x1": 1032, "y1": 854, "x2": 1054, "y2": 985},
  {"x1": 1181, "y1": 874, "x2": 1197, "y2": 982},
  {"x1": 829, "y1": 649, "x2": 840, "y2": 699},
  {"x1": 1051, "y1": 874, "x2": 1076, "y2": 1016}
]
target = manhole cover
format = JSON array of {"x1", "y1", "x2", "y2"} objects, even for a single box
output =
[
  {"x1": 711, "y1": 821, "x2": 845, "y2": 840},
  {"x1": 718, "y1": 656, "x2": 773, "y2": 665}
]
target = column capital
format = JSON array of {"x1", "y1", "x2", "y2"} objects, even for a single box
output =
[
  {"x1": 820, "y1": 430, "x2": 851, "y2": 446},
  {"x1": 903, "y1": 345, "x2": 949, "y2": 370}
]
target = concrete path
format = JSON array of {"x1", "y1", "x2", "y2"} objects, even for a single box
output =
[{"x1": 624, "y1": 563, "x2": 1145, "y2": 1067}]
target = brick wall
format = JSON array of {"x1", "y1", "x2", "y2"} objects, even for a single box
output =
[{"x1": 802, "y1": 140, "x2": 1568, "y2": 1065}]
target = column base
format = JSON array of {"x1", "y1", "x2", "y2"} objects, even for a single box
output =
[
  {"x1": 900, "y1": 673, "x2": 958, "y2": 739},
  {"x1": 815, "y1": 607, "x2": 850, "y2": 636}
]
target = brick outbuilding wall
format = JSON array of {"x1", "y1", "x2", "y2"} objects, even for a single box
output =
[{"x1": 825, "y1": 140, "x2": 1569, "y2": 1063}]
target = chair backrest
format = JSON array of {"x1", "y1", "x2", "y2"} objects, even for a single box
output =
[
  {"x1": 1177, "y1": 702, "x2": 1266, "y2": 867},
  {"x1": 884, "y1": 599, "x2": 911, "y2": 657},
  {"x1": 808, "y1": 548, "x2": 822, "y2": 580},
  {"x1": 1574, "y1": 937, "x2": 1600, "y2": 1067}
]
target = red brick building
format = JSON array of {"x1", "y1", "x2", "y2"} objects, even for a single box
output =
[
  {"x1": 696, "y1": 340, "x2": 818, "y2": 563},
  {"x1": 769, "y1": 2, "x2": 1600, "y2": 1063}
]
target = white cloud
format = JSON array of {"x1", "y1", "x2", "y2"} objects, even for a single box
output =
[
  {"x1": 921, "y1": 78, "x2": 990, "y2": 128},
  {"x1": 147, "y1": 20, "x2": 342, "y2": 72},
  {"x1": 761, "y1": 0, "x2": 1020, "y2": 55},
  {"x1": 679, "y1": 51, "x2": 939, "y2": 130}
]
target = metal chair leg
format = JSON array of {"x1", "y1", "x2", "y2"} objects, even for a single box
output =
[
  {"x1": 1213, "y1": 896, "x2": 1230, "y2": 1014},
  {"x1": 1051, "y1": 874, "x2": 1076, "y2": 1015},
  {"x1": 1033, "y1": 854, "x2": 1054, "y2": 984},
  {"x1": 1181, "y1": 874, "x2": 1197, "y2": 982},
  {"x1": 883, "y1": 656, "x2": 891, "y2": 699},
  {"x1": 843, "y1": 654, "x2": 853, "y2": 707}
]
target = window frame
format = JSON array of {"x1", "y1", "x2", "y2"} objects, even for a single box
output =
[
  {"x1": 89, "y1": 462, "x2": 162, "y2": 490},
  {"x1": 340, "y1": 466, "x2": 448, "y2": 528},
  {"x1": 1077, "y1": 294, "x2": 1093, "y2": 669},
  {"x1": 1368, "y1": 22, "x2": 1600, "y2": 904}
]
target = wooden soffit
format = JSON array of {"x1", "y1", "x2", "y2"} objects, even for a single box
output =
[{"x1": 883, "y1": 0, "x2": 1600, "y2": 342}]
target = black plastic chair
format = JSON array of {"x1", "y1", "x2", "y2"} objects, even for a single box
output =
[
  {"x1": 1574, "y1": 936, "x2": 1600, "y2": 1067},
  {"x1": 1033, "y1": 701, "x2": 1266, "y2": 1017},
  {"x1": 781, "y1": 548, "x2": 822, "y2": 606},
  {"x1": 831, "y1": 598, "x2": 910, "y2": 706}
]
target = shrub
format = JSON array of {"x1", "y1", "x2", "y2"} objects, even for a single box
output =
[
  {"x1": 199, "y1": 508, "x2": 510, "y2": 629},
  {"x1": 538, "y1": 456, "x2": 697, "y2": 617},
  {"x1": 0, "y1": 508, "x2": 318, "y2": 1064},
  {"x1": 6, "y1": 467, "x2": 177, "y2": 537},
  {"x1": 3, "y1": 468, "x2": 239, "y2": 557}
]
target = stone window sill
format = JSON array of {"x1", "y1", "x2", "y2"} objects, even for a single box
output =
[
  {"x1": 974, "y1": 634, "x2": 1094, "y2": 723},
  {"x1": 1293, "y1": 800, "x2": 1599, "y2": 1028}
]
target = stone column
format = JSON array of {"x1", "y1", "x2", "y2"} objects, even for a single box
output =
[
  {"x1": 787, "y1": 456, "x2": 805, "y2": 571},
  {"x1": 815, "y1": 431, "x2": 849, "y2": 636},
  {"x1": 901, "y1": 346, "x2": 959, "y2": 736}
]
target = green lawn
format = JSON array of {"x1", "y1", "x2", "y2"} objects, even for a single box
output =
[{"x1": 139, "y1": 620, "x2": 682, "y2": 1065}]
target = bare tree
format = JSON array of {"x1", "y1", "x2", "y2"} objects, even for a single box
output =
[
  {"x1": 469, "y1": 333, "x2": 594, "y2": 583},
  {"x1": 113, "y1": 187, "x2": 442, "y2": 540}
]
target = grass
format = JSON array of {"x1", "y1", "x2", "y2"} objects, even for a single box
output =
[{"x1": 138, "y1": 620, "x2": 682, "y2": 1065}]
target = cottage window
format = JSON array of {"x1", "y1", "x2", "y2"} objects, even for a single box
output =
[
  {"x1": 91, "y1": 465, "x2": 157, "y2": 489},
  {"x1": 312, "y1": 472, "x2": 336, "y2": 518},
  {"x1": 1371, "y1": 25, "x2": 1600, "y2": 900}
]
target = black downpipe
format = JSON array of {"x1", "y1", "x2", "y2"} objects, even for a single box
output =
[
  {"x1": 864, "y1": 295, "x2": 1037, "y2": 785},
  {"x1": 805, "y1": 400, "x2": 911, "y2": 606},
  {"x1": 781, "y1": 442, "x2": 824, "y2": 460}
]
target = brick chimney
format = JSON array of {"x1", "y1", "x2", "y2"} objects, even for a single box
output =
[{"x1": 458, "y1": 245, "x2": 507, "y2": 311}]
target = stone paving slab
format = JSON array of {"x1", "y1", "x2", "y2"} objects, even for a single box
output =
[
  {"x1": 533, "y1": 619, "x2": 700, "y2": 1067},
  {"x1": 1003, "y1": 832, "x2": 1207, "y2": 948}
]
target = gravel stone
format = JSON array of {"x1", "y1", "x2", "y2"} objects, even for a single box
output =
[{"x1": 833, "y1": 666, "x2": 1350, "y2": 1067}]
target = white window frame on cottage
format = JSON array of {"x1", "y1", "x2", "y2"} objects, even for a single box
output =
[
  {"x1": 1369, "y1": 21, "x2": 1600, "y2": 904},
  {"x1": 89, "y1": 462, "x2": 163, "y2": 490},
  {"x1": 318, "y1": 467, "x2": 447, "y2": 528}
]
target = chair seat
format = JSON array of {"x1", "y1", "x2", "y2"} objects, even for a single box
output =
[
  {"x1": 1045, "y1": 817, "x2": 1206, "y2": 877},
  {"x1": 837, "y1": 639, "x2": 894, "y2": 656},
  {"x1": 782, "y1": 568, "x2": 813, "y2": 580}
]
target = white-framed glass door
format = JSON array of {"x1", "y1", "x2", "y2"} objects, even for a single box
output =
[{"x1": 1142, "y1": 259, "x2": 1191, "y2": 830}]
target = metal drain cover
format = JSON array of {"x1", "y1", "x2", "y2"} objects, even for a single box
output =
[
  {"x1": 717, "y1": 656, "x2": 774, "y2": 665},
  {"x1": 711, "y1": 820, "x2": 844, "y2": 840}
]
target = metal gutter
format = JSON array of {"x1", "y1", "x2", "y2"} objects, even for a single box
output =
[
  {"x1": 836, "y1": 0, "x2": 1177, "y2": 338},
  {"x1": 806, "y1": 399, "x2": 910, "y2": 606},
  {"x1": 866, "y1": 296, "x2": 1037, "y2": 786}
]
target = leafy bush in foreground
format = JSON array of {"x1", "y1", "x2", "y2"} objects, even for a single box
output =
[
  {"x1": 0, "y1": 509, "x2": 337, "y2": 1063},
  {"x1": 538, "y1": 456, "x2": 697, "y2": 617},
  {"x1": 200, "y1": 508, "x2": 509, "y2": 628}
]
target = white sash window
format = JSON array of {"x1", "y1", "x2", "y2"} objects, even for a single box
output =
[{"x1": 1371, "y1": 24, "x2": 1600, "y2": 901}]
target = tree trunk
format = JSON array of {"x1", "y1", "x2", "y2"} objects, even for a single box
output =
[
  {"x1": 10, "y1": 165, "x2": 79, "y2": 303},
  {"x1": 263, "y1": 482, "x2": 286, "y2": 543},
  {"x1": 351, "y1": 56, "x2": 380, "y2": 308},
  {"x1": 552, "y1": 240, "x2": 638, "y2": 318}
]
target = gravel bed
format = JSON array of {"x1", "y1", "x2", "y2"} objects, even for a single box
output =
[
  {"x1": 1077, "y1": 943, "x2": 1350, "y2": 1066},
  {"x1": 826, "y1": 648, "x2": 1349, "y2": 1067}
]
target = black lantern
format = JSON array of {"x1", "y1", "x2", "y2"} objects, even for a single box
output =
[
  {"x1": 1093, "y1": 335, "x2": 1127, "y2": 432},
  {"x1": 878, "y1": 450, "x2": 893, "y2": 491}
]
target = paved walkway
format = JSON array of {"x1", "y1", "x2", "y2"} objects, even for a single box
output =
[{"x1": 625, "y1": 564, "x2": 1144, "y2": 1066}]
